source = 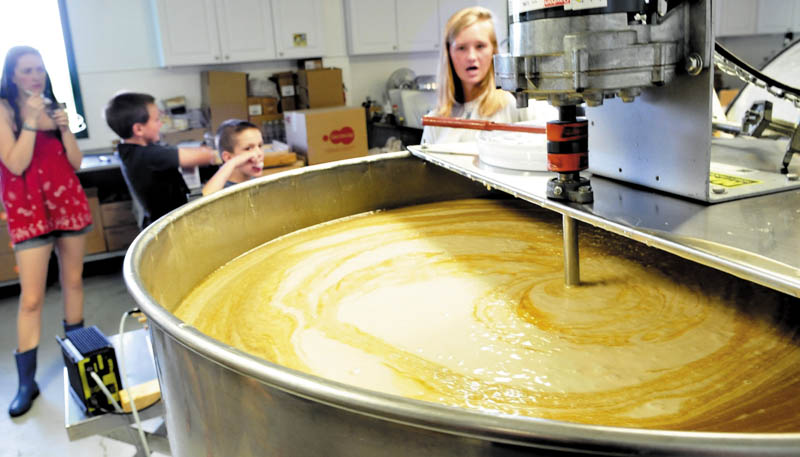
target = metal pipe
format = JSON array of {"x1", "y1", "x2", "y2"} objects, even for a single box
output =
[{"x1": 563, "y1": 214, "x2": 580, "y2": 286}]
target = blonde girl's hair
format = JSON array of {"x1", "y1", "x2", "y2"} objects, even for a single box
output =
[{"x1": 434, "y1": 7, "x2": 506, "y2": 118}]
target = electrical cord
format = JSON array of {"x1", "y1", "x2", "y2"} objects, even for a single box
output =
[
  {"x1": 89, "y1": 371, "x2": 143, "y2": 450},
  {"x1": 94, "y1": 397, "x2": 162, "y2": 416},
  {"x1": 119, "y1": 308, "x2": 152, "y2": 456}
]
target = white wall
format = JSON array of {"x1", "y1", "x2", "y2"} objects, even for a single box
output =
[
  {"x1": 716, "y1": 34, "x2": 799, "y2": 89},
  {"x1": 65, "y1": 0, "x2": 439, "y2": 152}
]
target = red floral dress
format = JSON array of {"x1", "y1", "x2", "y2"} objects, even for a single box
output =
[{"x1": 0, "y1": 130, "x2": 92, "y2": 245}]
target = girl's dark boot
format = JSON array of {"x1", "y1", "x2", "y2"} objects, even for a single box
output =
[
  {"x1": 63, "y1": 319, "x2": 84, "y2": 335},
  {"x1": 9, "y1": 347, "x2": 39, "y2": 417}
]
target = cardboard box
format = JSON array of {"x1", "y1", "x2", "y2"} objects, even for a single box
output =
[
  {"x1": 274, "y1": 72, "x2": 296, "y2": 97},
  {"x1": 284, "y1": 106, "x2": 368, "y2": 165},
  {"x1": 281, "y1": 98, "x2": 297, "y2": 112},
  {"x1": 100, "y1": 201, "x2": 137, "y2": 228},
  {"x1": 160, "y1": 128, "x2": 207, "y2": 145},
  {"x1": 299, "y1": 58, "x2": 323, "y2": 70},
  {"x1": 247, "y1": 97, "x2": 279, "y2": 116},
  {"x1": 249, "y1": 113, "x2": 284, "y2": 126},
  {"x1": 104, "y1": 225, "x2": 140, "y2": 252},
  {"x1": 297, "y1": 68, "x2": 345, "y2": 109},
  {"x1": 718, "y1": 89, "x2": 740, "y2": 108},
  {"x1": 262, "y1": 150, "x2": 297, "y2": 168},
  {"x1": 0, "y1": 252, "x2": 18, "y2": 282},
  {"x1": 0, "y1": 223, "x2": 12, "y2": 255},
  {"x1": 202, "y1": 71, "x2": 248, "y2": 132},
  {"x1": 273, "y1": 72, "x2": 297, "y2": 112},
  {"x1": 261, "y1": 160, "x2": 305, "y2": 176},
  {"x1": 85, "y1": 189, "x2": 106, "y2": 255}
]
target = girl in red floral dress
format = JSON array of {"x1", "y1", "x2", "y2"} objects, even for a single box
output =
[{"x1": 0, "y1": 46, "x2": 92, "y2": 417}]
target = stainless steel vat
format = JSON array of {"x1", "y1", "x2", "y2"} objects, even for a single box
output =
[{"x1": 124, "y1": 152, "x2": 800, "y2": 456}]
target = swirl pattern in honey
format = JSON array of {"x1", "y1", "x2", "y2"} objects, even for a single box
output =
[{"x1": 175, "y1": 199, "x2": 800, "y2": 432}]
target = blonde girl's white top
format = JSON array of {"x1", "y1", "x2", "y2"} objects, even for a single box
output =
[{"x1": 421, "y1": 91, "x2": 518, "y2": 144}]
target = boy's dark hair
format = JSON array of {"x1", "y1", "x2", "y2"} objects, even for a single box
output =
[
  {"x1": 215, "y1": 119, "x2": 259, "y2": 155},
  {"x1": 105, "y1": 92, "x2": 155, "y2": 139}
]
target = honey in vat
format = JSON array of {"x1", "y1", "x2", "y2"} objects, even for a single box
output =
[{"x1": 175, "y1": 198, "x2": 800, "y2": 432}]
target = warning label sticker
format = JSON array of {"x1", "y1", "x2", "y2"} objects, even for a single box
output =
[
  {"x1": 510, "y1": 0, "x2": 608, "y2": 15},
  {"x1": 709, "y1": 172, "x2": 761, "y2": 188}
]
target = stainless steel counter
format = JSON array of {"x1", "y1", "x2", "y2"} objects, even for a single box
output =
[
  {"x1": 79, "y1": 153, "x2": 120, "y2": 173},
  {"x1": 408, "y1": 145, "x2": 800, "y2": 298}
]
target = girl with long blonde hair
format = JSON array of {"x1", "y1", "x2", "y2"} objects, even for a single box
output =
[{"x1": 421, "y1": 7, "x2": 517, "y2": 144}]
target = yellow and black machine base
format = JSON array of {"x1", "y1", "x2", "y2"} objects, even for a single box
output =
[{"x1": 57, "y1": 326, "x2": 122, "y2": 416}]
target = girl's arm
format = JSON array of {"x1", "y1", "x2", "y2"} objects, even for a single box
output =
[{"x1": 0, "y1": 98, "x2": 42, "y2": 175}]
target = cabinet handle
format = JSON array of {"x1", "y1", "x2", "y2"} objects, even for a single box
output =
[
  {"x1": 225, "y1": 54, "x2": 230, "y2": 60},
  {"x1": 393, "y1": 45, "x2": 397, "y2": 51},
  {"x1": 214, "y1": 55, "x2": 220, "y2": 60},
  {"x1": 279, "y1": 52, "x2": 284, "y2": 57}
]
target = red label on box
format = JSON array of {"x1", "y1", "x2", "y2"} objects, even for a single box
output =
[{"x1": 323, "y1": 126, "x2": 355, "y2": 145}]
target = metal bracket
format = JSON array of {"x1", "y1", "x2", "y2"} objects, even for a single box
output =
[{"x1": 741, "y1": 100, "x2": 800, "y2": 173}]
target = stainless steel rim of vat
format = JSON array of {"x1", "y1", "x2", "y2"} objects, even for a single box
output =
[{"x1": 123, "y1": 151, "x2": 800, "y2": 456}]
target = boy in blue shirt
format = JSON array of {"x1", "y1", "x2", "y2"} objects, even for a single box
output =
[{"x1": 201, "y1": 119, "x2": 264, "y2": 196}]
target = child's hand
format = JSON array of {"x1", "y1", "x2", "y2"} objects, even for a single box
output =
[
  {"x1": 51, "y1": 109, "x2": 70, "y2": 131},
  {"x1": 231, "y1": 151, "x2": 262, "y2": 168}
]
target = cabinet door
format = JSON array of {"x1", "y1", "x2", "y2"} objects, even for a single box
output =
[
  {"x1": 438, "y1": 0, "x2": 473, "y2": 39},
  {"x1": 216, "y1": 0, "x2": 277, "y2": 63},
  {"x1": 397, "y1": 0, "x2": 440, "y2": 52},
  {"x1": 438, "y1": 0, "x2": 507, "y2": 52},
  {"x1": 715, "y1": 0, "x2": 758, "y2": 36},
  {"x1": 479, "y1": 0, "x2": 508, "y2": 53},
  {"x1": 345, "y1": 0, "x2": 397, "y2": 55},
  {"x1": 272, "y1": 0, "x2": 325, "y2": 58},
  {"x1": 757, "y1": 0, "x2": 796, "y2": 34},
  {"x1": 796, "y1": 1, "x2": 800, "y2": 31},
  {"x1": 153, "y1": 0, "x2": 222, "y2": 65}
]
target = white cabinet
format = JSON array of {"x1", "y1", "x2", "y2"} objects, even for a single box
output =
[
  {"x1": 714, "y1": 0, "x2": 758, "y2": 36},
  {"x1": 397, "y1": 0, "x2": 441, "y2": 52},
  {"x1": 152, "y1": 0, "x2": 223, "y2": 65},
  {"x1": 757, "y1": 0, "x2": 797, "y2": 33},
  {"x1": 346, "y1": 0, "x2": 397, "y2": 54},
  {"x1": 153, "y1": 0, "x2": 276, "y2": 65},
  {"x1": 438, "y1": 0, "x2": 507, "y2": 52},
  {"x1": 272, "y1": 0, "x2": 326, "y2": 58},
  {"x1": 796, "y1": 2, "x2": 800, "y2": 31},
  {"x1": 345, "y1": 0, "x2": 440, "y2": 55},
  {"x1": 346, "y1": 0, "x2": 506, "y2": 56},
  {"x1": 215, "y1": 0, "x2": 278, "y2": 63},
  {"x1": 153, "y1": 0, "x2": 325, "y2": 66}
]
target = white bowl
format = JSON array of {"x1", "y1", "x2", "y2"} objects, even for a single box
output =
[{"x1": 476, "y1": 123, "x2": 548, "y2": 171}]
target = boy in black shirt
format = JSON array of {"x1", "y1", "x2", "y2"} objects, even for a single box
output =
[{"x1": 105, "y1": 92, "x2": 217, "y2": 227}]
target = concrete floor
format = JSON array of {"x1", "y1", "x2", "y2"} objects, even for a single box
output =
[{"x1": 0, "y1": 258, "x2": 169, "y2": 457}]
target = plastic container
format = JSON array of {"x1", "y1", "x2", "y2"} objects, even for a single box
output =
[{"x1": 477, "y1": 122, "x2": 548, "y2": 171}]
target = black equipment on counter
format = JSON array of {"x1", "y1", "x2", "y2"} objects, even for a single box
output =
[{"x1": 57, "y1": 326, "x2": 122, "y2": 416}]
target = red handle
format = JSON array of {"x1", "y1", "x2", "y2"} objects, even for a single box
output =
[{"x1": 422, "y1": 116, "x2": 545, "y2": 134}]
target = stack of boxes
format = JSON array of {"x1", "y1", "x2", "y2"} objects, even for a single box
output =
[
  {"x1": 201, "y1": 71, "x2": 249, "y2": 133},
  {"x1": 84, "y1": 188, "x2": 107, "y2": 255},
  {"x1": 100, "y1": 200, "x2": 139, "y2": 252},
  {"x1": 0, "y1": 202, "x2": 15, "y2": 282},
  {"x1": 296, "y1": 68, "x2": 345, "y2": 110},
  {"x1": 247, "y1": 96, "x2": 281, "y2": 126}
]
